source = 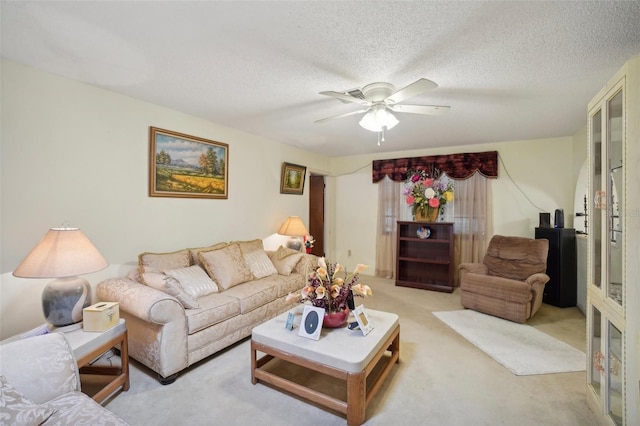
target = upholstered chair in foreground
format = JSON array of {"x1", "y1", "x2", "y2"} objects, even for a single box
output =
[
  {"x1": 459, "y1": 235, "x2": 550, "y2": 323},
  {"x1": 0, "y1": 332, "x2": 128, "y2": 425}
]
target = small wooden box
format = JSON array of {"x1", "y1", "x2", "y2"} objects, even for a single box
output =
[{"x1": 83, "y1": 302, "x2": 119, "y2": 332}]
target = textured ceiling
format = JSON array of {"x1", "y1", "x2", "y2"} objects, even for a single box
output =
[{"x1": 2, "y1": 1, "x2": 640, "y2": 157}]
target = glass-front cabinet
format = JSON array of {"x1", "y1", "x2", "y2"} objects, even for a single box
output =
[{"x1": 586, "y1": 55, "x2": 639, "y2": 426}]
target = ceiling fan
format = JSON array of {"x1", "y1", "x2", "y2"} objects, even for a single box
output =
[{"x1": 315, "y1": 78, "x2": 450, "y2": 133}]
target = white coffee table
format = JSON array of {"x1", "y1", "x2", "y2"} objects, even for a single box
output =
[{"x1": 251, "y1": 308, "x2": 400, "y2": 425}]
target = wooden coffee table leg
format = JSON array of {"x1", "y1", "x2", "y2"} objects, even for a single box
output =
[
  {"x1": 392, "y1": 330, "x2": 400, "y2": 364},
  {"x1": 346, "y1": 371, "x2": 366, "y2": 426},
  {"x1": 250, "y1": 340, "x2": 257, "y2": 385},
  {"x1": 121, "y1": 331, "x2": 130, "y2": 391}
]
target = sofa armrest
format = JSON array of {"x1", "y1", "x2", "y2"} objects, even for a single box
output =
[
  {"x1": 0, "y1": 333, "x2": 80, "y2": 404},
  {"x1": 97, "y1": 278, "x2": 188, "y2": 379},
  {"x1": 97, "y1": 278, "x2": 184, "y2": 325}
]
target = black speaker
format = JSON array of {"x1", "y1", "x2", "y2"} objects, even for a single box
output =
[
  {"x1": 554, "y1": 209, "x2": 564, "y2": 228},
  {"x1": 347, "y1": 291, "x2": 355, "y2": 310},
  {"x1": 539, "y1": 213, "x2": 551, "y2": 228}
]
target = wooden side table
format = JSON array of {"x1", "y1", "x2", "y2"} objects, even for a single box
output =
[{"x1": 64, "y1": 319, "x2": 129, "y2": 403}]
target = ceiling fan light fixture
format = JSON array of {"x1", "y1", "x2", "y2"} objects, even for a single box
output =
[
  {"x1": 359, "y1": 110, "x2": 380, "y2": 132},
  {"x1": 358, "y1": 106, "x2": 398, "y2": 132},
  {"x1": 381, "y1": 109, "x2": 399, "y2": 129}
]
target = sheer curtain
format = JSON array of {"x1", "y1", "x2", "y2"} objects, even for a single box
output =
[
  {"x1": 452, "y1": 171, "x2": 493, "y2": 285},
  {"x1": 375, "y1": 171, "x2": 492, "y2": 280},
  {"x1": 375, "y1": 176, "x2": 404, "y2": 278}
]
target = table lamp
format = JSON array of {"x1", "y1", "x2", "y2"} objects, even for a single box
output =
[
  {"x1": 13, "y1": 226, "x2": 108, "y2": 331},
  {"x1": 277, "y1": 216, "x2": 309, "y2": 251}
]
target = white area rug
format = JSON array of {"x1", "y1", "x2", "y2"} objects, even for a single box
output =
[{"x1": 433, "y1": 310, "x2": 586, "y2": 375}]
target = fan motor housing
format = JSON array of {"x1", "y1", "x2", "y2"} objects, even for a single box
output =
[{"x1": 362, "y1": 82, "x2": 395, "y2": 102}]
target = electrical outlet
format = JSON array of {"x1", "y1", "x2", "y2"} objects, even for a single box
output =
[{"x1": 348, "y1": 249, "x2": 352, "y2": 257}]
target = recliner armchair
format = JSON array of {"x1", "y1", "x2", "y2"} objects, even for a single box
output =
[{"x1": 459, "y1": 235, "x2": 550, "y2": 323}]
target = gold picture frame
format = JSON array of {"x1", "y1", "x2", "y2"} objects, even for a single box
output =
[
  {"x1": 149, "y1": 127, "x2": 228, "y2": 199},
  {"x1": 280, "y1": 162, "x2": 307, "y2": 195}
]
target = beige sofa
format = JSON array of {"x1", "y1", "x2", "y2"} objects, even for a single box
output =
[
  {"x1": 0, "y1": 333, "x2": 128, "y2": 425},
  {"x1": 97, "y1": 240, "x2": 316, "y2": 384}
]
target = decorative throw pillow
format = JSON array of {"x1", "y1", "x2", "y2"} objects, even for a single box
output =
[
  {"x1": 235, "y1": 239, "x2": 277, "y2": 279},
  {"x1": 243, "y1": 249, "x2": 278, "y2": 279},
  {"x1": 233, "y1": 239, "x2": 263, "y2": 254},
  {"x1": 138, "y1": 249, "x2": 191, "y2": 276},
  {"x1": 198, "y1": 243, "x2": 253, "y2": 290},
  {"x1": 164, "y1": 265, "x2": 219, "y2": 297},
  {"x1": 267, "y1": 246, "x2": 304, "y2": 276},
  {"x1": 293, "y1": 253, "x2": 319, "y2": 276},
  {"x1": 142, "y1": 272, "x2": 200, "y2": 309},
  {"x1": 0, "y1": 375, "x2": 57, "y2": 425},
  {"x1": 126, "y1": 267, "x2": 142, "y2": 283},
  {"x1": 189, "y1": 242, "x2": 228, "y2": 266}
]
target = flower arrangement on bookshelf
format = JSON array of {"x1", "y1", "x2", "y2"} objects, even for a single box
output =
[{"x1": 403, "y1": 169, "x2": 454, "y2": 221}]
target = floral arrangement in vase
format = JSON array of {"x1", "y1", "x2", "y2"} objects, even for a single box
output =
[
  {"x1": 285, "y1": 257, "x2": 372, "y2": 314},
  {"x1": 403, "y1": 169, "x2": 454, "y2": 221}
]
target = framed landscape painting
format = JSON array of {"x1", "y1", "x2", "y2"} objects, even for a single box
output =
[
  {"x1": 280, "y1": 162, "x2": 306, "y2": 195},
  {"x1": 149, "y1": 127, "x2": 228, "y2": 199}
]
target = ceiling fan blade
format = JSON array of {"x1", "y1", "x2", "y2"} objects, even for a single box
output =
[
  {"x1": 387, "y1": 78, "x2": 438, "y2": 104},
  {"x1": 319, "y1": 91, "x2": 369, "y2": 105},
  {"x1": 314, "y1": 108, "x2": 369, "y2": 123},
  {"x1": 389, "y1": 104, "x2": 450, "y2": 115}
]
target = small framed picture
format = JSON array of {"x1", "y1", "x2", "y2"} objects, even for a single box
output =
[
  {"x1": 354, "y1": 305, "x2": 374, "y2": 336},
  {"x1": 285, "y1": 312, "x2": 295, "y2": 331},
  {"x1": 298, "y1": 305, "x2": 324, "y2": 340},
  {"x1": 280, "y1": 162, "x2": 307, "y2": 195}
]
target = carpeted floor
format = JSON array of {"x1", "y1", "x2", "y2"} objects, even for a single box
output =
[{"x1": 93, "y1": 276, "x2": 598, "y2": 425}]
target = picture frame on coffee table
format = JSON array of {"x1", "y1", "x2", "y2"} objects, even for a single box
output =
[
  {"x1": 149, "y1": 127, "x2": 229, "y2": 199},
  {"x1": 354, "y1": 305, "x2": 374, "y2": 336},
  {"x1": 298, "y1": 305, "x2": 324, "y2": 340}
]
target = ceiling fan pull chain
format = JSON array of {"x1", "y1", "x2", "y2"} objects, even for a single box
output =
[{"x1": 378, "y1": 128, "x2": 387, "y2": 146}]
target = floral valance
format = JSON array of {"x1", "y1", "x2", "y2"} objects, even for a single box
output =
[{"x1": 371, "y1": 150, "x2": 498, "y2": 183}]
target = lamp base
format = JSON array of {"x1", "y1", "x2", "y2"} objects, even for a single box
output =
[
  {"x1": 286, "y1": 237, "x2": 303, "y2": 252},
  {"x1": 42, "y1": 276, "x2": 92, "y2": 328}
]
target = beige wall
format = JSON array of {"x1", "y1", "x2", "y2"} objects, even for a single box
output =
[
  {"x1": 0, "y1": 59, "x2": 587, "y2": 339},
  {"x1": 0, "y1": 60, "x2": 331, "y2": 338}
]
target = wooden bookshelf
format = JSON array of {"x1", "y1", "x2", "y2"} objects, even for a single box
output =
[{"x1": 395, "y1": 221, "x2": 454, "y2": 292}]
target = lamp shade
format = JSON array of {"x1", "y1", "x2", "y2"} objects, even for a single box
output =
[
  {"x1": 277, "y1": 216, "x2": 309, "y2": 237},
  {"x1": 13, "y1": 227, "x2": 108, "y2": 278}
]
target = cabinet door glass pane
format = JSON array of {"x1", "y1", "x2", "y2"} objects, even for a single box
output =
[
  {"x1": 590, "y1": 306, "x2": 602, "y2": 396},
  {"x1": 608, "y1": 321, "x2": 623, "y2": 426},
  {"x1": 590, "y1": 108, "x2": 602, "y2": 289},
  {"x1": 607, "y1": 90, "x2": 623, "y2": 306}
]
